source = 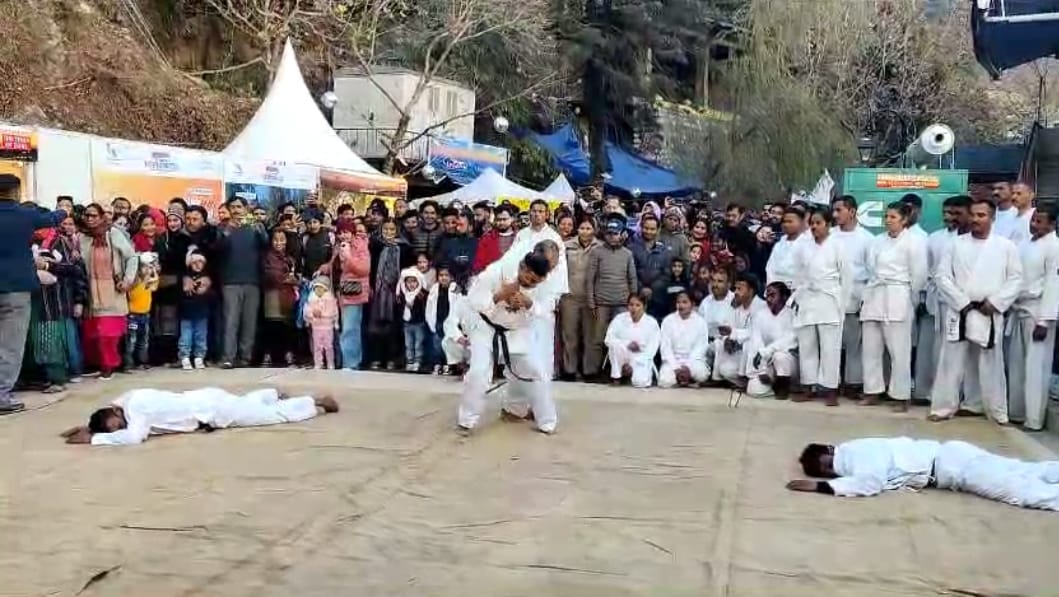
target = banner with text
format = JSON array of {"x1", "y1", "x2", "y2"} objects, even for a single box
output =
[
  {"x1": 90, "y1": 139, "x2": 224, "y2": 211},
  {"x1": 427, "y1": 138, "x2": 508, "y2": 186}
]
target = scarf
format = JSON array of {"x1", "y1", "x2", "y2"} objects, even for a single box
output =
[
  {"x1": 370, "y1": 239, "x2": 401, "y2": 324},
  {"x1": 397, "y1": 267, "x2": 424, "y2": 322}
]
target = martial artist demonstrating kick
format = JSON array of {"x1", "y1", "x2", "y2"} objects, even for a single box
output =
[
  {"x1": 711, "y1": 273, "x2": 766, "y2": 386},
  {"x1": 457, "y1": 250, "x2": 557, "y2": 434},
  {"x1": 931, "y1": 198, "x2": 1022, "y2": 424},
  {"x1": 61, "y1": 387, "x2": 339, "y2": 446},
  {"x1": 603, "y1": 293, "x2": 661, "y2": 387},
  {"x1": 790, "y1": 207, "x2": 853, "y2": 406},
  {"x1": 658, "y1": 291, "x2": 711, "y2": 388},
  {"x1": 745, "y1": 281, "x2": 798, "y2": 399},
  {"x1": 860, "y1": 202, "x2": 928, "y2": 412},
  {"x1": 787, "y1": 437, "x2": 1059, "y2": 512},
  {"x1": 1006, "y1": 207, "x2": 1059, "y2": 431},
  {"x1": 830, "y1": 195, "x2": 874, "y2": 396}
]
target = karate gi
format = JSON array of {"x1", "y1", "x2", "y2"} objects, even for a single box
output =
[
  {"x1": 791, "y1": 236, "x2": 853, "y2": 390},
  {"x1": 1005, "y1": 231, "x2": 1059, "y2": 430},
  {"x1": 765, "y1": 232, "x2": 810, "y2": 289},
  {"x1": 502, "y1": 224, "x2": 568, "y2": 380},
  {"x1": 825, "y1": 437, "x2": 941, "y2": 497},
  {"x1": 914, "y1": 228, "x2": 957, "y2": 401},
  {"x1": 860, "y1": 229, "x2": 928, "y2": 401},
  {"x1": 604, "y1": 312, "x2": 661, "y2": 387},
  {"x1": 831, "y1": 225, "x2": 874, "y2": 386},
  {"x1": 90, "y1": 388, "x2": 319, "y2": 446},
  {"x1": 440, "y1": 294, "x2": 472, "y2": 367},
  {"x1": 1000, "y1": 207, "x2": 1034, "y2": 245},
  {"x1": 744, "y1": 305, "x2": 798, "y2": 398},
  {"x1": 712, "y1": 297, "x2": 766, "y2": 384},
  {"x1": 932, "y1": 233, "x2": 1022, "y2": 422},
  {"x1": 458, "y1": 260, "x2": 557, "y2": 433},
  {"x1": 933, "y1": 440, "x2": 1059, "y2": 511},
  {"x1": 658, "y1": 311, "x2": 710, "y2": 388},
  {"x1": 698, "y1": 290, "x2": 734, "y2": 370},
  {"x1": 993, "y1": 206, "x2": 1018, "y2": 240}
]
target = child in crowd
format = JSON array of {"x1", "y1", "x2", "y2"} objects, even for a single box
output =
[
  {"x1": 414, "y1": 252, "x2": 437, "y2": 289},
  {"x1": 397, "y1": 266, "x2": 427, "y2": 372},
  {"x1": 125, "y1": 252, "x2": 159, "y2": 370},
  {"x1": 262, "y1": 229, "x2": 300, "y2": 367},
  {"x1": 303, "y1": 275, "x2": 340, "y2": 369},
  {"x1": 425, "y1": 266, "x2": 461, "y2": 374},
  {"x1": 179, "y1": 248, "x2": 212, "y2": 370}
]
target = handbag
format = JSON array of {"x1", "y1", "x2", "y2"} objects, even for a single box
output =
[{"x1": 339, "y1": 279, "x2": 363, "y2": 296}]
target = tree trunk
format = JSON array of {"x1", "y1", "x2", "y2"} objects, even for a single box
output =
[{"x1": 382, "y1": 111, "x2": 412, "y2": 175}]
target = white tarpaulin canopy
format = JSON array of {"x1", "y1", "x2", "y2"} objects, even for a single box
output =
[
  {"x1": 422, "y1": 169, "x2": 545, "y2": 206},
  {"x1": 224, "y1": 40, "x2": 387, "y2": 178},
  {"x1": 540, "y1": 174, "x2": 576, "y2": 204}
]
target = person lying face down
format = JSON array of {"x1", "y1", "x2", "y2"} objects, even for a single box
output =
[{"x1": 61, "y1": 387, "x2": 339, "y2": 446}]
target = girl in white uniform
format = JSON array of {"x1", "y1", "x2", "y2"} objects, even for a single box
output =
[
  {"x1": 860, "y1": 202, "x2": 928, "y2": 411},
  {"x1": 604, "y1": 293, "x2": 661, "y2": 387},
  {"x1": 658, "y1": 291, "x2": 710, "y2": 388}
]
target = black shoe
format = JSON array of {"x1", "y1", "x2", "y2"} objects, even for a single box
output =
[
  {"x1": 0, "y1": 402, "x2": 25, "y2": 415},
  {"x1": 221, "y1": 362, "x2": 234, "y2": 370}
]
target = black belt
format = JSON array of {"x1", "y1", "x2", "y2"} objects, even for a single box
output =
[{"x1": 479, "y1": 313, "x2": 533, "y2": 382}]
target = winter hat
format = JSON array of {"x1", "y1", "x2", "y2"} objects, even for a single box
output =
[
  {"x1": 397, "y1": 266, "x2": 425, "y2": 322},
  {"x1": 311, "y1": 275, "x2": 331, "y2": 292},
  {"x1": 168, "y1": 204, "x2": 186, "y2": 224},
  {"x1": 185, "y1": 245, "x2": 207, "y2": 268}
]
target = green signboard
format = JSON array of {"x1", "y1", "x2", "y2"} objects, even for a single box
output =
[{"x1": 842, "y1": 168, "x2": 969, "y2": 234}]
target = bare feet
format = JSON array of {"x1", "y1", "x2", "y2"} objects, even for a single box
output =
[{"x1": 315, "y1": 395, "x2": 339, "y2": 413}]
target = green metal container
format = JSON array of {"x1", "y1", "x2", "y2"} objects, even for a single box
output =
[{"x1": 842, "y1": 168, "x2": 969, "y2": 234}]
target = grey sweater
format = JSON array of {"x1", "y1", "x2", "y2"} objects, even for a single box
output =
[
  {"x1": 585, "y1": 244, "x2": 638, "y2": 308},
  {"x1": 219, "y1": 223, "x2": 269, "y2": 286}
]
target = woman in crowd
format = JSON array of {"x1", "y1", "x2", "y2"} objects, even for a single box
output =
[
  {"x1": 367, "y1": 219, "x2": 414, "y2": 369},
  {"x1": 556, "y1": 213, "x2": 576, "y2": 241},
  {"x1": 151, "y1": 206, "x2": 190, "y2": 365},
  {"x1": 28, "y1": 247, "x2": 87, "y2": 392},
  {"x1": 47, "y1": 213, "x2": 86, "y2": 380},
  {"x1": 261, "y1": 228, "x2": 300, "y2": 367},
  {"x1": 604, "y1": 293, "x2": 660, "y2": 387},
  {"x1": 79, "y1": 203, "x2": 138, "y2": 379},
  {"x1": 658, "y1": 291, "x2": 710, "y2": 388},
  {"x1": 332, "y1": 221, "x2": 371, "y2": 370}
]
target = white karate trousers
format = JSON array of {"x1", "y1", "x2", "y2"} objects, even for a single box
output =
[
  {"x1": 458, "y1": 327, "x2": 558, "y2": 433},
  {"x1": 931, "y1": 339, "x2": 1008, "y2": 423},
  {"x1": 608, "y1": 345, "x2": 655, "y2": 388},
  {"x1": 711, "y1": 338, "x2": 745, "y2": 384},
  {"x1": 934, "y1": 440, "x2": 1059, "y2": 511},
  {"x1": 442, "y1": 337, "x2": 470, "y2": 366},
  {"x1": 745, "y1": 350, "x2": 797, "y2": 398},
  {"x1": 862, "y1": 318, "x2": 913, "y2": 401},
  {"x1": 796, "y1": 323, "x2": 842, "y2": 390},
  {"x1": 209, "y1": 388, "x2": 319, "y2": 429},
  {"x1": 1005, "y1": 318, "x2": 1056, "y2": 430},
  {"x1": 658, "y1": 357, "x2": 709, "y2": 388},
  {"x1": 841, "y1": 313, "x2": 863, "y2": 385}
]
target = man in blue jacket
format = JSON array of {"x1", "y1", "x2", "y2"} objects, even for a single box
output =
[{"x1": 0, "y1": 194, "x2": 65, "y2": 414}]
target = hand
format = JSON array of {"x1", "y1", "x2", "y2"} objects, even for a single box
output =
[
  {"x1": 977, "y1": 300, "x2": 998, "y2": 316},
  {"x1": 60, "y1": 425, "x2": 87, "y2": 438},
  {"x1": 495, "y1": 280, "x2": 521, "y2": 303},
  {"x1": 116, "y1": 280, "x2": 129, "y2": 293},
  {"x1": 65, "y1": 427, "x2": 93, "y2": 445},
  {"x1": 457, "y1": 337, "x2": 470, "y2": 347},
  {"x1": 628, "y1": 341, "x2": 640, "y2": 353},
  {"x1": 72, "y1": 304, "x2": 83, "y2": 319},
  {"x1": 1033, "y1": 324, "x2": 1049, "y2": 342},
  {"x1": 642, "y1": 287, "x2": 652, "y2": 299},
  {"x1": 786, "y1": 479, "x2": 820, "y2": 492},
  {"x1": 718, "y1": 325, "x2": 732, "y2": 337}
]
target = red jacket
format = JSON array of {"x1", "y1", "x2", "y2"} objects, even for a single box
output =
[{"x1": 472, "y1": 229, "x2": 514, "y2": 274}]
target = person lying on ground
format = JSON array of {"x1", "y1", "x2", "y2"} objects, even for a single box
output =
[
  {"x1": 60, "y1": 387, "x2": 339, "y2": 446},
  {"x1": 787, "y1": 437, "x2": 1059, "y2": 512}
]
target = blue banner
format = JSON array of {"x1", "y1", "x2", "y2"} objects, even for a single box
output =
[{"x1": 427, "y1": 138, "x2": 508, "y2": 186}]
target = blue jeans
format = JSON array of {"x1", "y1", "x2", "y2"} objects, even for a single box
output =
[
  {"x1": 430, "y1": 332, "x2": 444, "y2": 367},
  {"x1": 64, "y1": 318, "x2": 83, "y2": 376},
  {"x1": 403, "y1": 322, "x2": 427, "y2": 366},
  {"x1": 339, "y1": 305, "x2": 364, "y2": 369},
  {"x1": 178, "y1": 318, "x2": 209, "y2": 360},
  {"x1": 124, "y1": 313, "x2": 150, "y2": 367}
]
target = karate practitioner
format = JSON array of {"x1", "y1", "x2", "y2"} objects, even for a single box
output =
[
  {"x1": 61, "y1": 387, "x2": 339, "y2": 446},
  {"x1": 787, "y1": 438, "x2": 1059, "y2": 512},
  {"x1": 658, "y1": 291, "x2": 710, "y2": 388},
  {"x1": 712, "y1": 273, "x2": 766, "y2": 386},
  {"x1": 603, "y1": 293, "x2": 661, "y2": 387},
  {"x1": 860, "y1": 202, "x2": 928, "y2": 412},
  {"x1": 931, "y1": 198, "x2": 1022, "y2": 424},
  {"x1": 830, "y1": 196, "x2": 874, "y2": 396},
  {"x1": 440, "y1": 291, "x2": 472, "y2": 373},
  {"x1": 790, "y1": 208, "x2": 853, "y2": 406},
  {"x1": 698, "y1": 269, "x2": 735, "y2": 338},
  {"x1": 1005, "y1": 207, "x2": 1059, "y2": 431},
  {"x1": 915, "y1": 195, "x2": 971, "y2": 402},
  {"x1": 1003, "y1": 181, "x2": 1035, "y2": 245},
  {"x1": 765, "y1": 207, "x2": 810, "y2": 289},
  {"x1": 745, "y1": 282, "x2": 798, "y2": 398},
  {"x1": 457, "y1": 251, "x2": 558, "y2": 434}
]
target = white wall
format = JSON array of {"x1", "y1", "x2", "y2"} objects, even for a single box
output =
[{"x1": 35, "y1": 128, "x2": 93, "y2": 207}]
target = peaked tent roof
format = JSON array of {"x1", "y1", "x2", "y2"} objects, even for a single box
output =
[
  {"x1": 421, "y1": 169, "x2": 544, "y2": 206},
  {"x1": 541, "y1": 173, "x2": 576, "y2": 203},
  {"x1": 224, "y1": 40, "x2": 388, "y2": 178}
]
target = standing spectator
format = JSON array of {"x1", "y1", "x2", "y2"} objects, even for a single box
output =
[
  {"x1": 367, "y1": 219, "x2": 414, "y2": 369},
  {"x1": 472, "y1": 204, "x2": 518, "y2": 274},
  {"x1": 261, "y1": 229, "x2": 299, "y2": 367},
  {"x1": 332, "y1": 223, "x2": 371, "y2": 370},
  {"x1": 631, "y1": 214, "x2": 672, "y2": 320},
  {"x1": 301, "y1": 213, "x2": 334, "y2": 278},
  {"x1": 151, "y1": 205, "x2": 189, "y2": 365},
  {"x1": 217, "y1": 197, "x2": 268, "y2": 369},
  {"x1": 131, "y1": 211, "x2": 159, "y2": 252},
  {"x1": 392, "y1": 197, "x2": 410, "y2": 221},
  {"x1": 585, "y1": 217, "x2": 638, "y2": 380},
  {"x1": 433, "y1": 209, "x2": 478, "y2": 288},
  {"x1": 178, "y1": 249, "x2": 212, "y2": 370},
  {"x1": 50, "y1": 213, "x2": 87, "y2": 381},
  {"x1": 426, "y1": 265, "x2": 459, "y2": 373},
  {"x1": 660, "y1": 206, "x2": 690, "y2": 261},
  {"x1": 399, "y1": 210, "x2": 420, "y2": 244},
  {"x1": 111, "y1": 197, "x2": 132, "y2": 222},
  {"x1": 722, "y1": 204, "x2": 760, "y2": 274},
  {"x1": 28, "y1": 247, "x2": 86, "y2": 393},
  {"x1": 409, "y1": 200, "x2": 443, "y2": 259},
  {"x1": 472, "y1": 201, "x2": 492, "y2": 237},
  {"x1": 556, "y1": 213, "x2": 576, "y2": 241},
  {"x1": 124, "y1": 253, "x2": 159, "y2": 370},
  {"x1": 560, "y1": 218, "x2": 602, "y2": 380},
  {"x1": 79, "y1": 203, "x2": 138, "y2": 380},
  {"x1": 183, "y1": 206, "x2": 222, "y2": 360},
  {"x1": 397, "y1": 267, "x2": 428, "y2": 372},
  {"x1": 303, "y1": 275, "x2": 340, "y2": 369}
]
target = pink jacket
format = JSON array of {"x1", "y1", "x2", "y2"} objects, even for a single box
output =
[
  {"x1": 304, "y1": 293, "x2": 340, "y2": 330},
  {"x1": 335, "y1": 236, "x2": 371, "y2": 307}
]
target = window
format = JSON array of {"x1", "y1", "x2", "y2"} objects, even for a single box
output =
[
  {"x1": 446, "y1": 90, "x2": 458, "y2": 118},
  {"x1": 428, "y1": 87, "x2": 440, "y2": 113}
]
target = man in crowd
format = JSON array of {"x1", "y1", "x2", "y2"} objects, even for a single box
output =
[
  {"x1": 829, "y1": 196, "x2": 873, "y2": 396},
  {"x1": 472, "y1": 204, "x2": 518, "y2": 274},
  {"x1": 1004, "y1": 181, "x2": 1036, "y2": 245},
  {"x1": 560, "y1": 217, "x2": 602, "y2": 380},
  {"x1": 991, "y1": 181, "x2": 1018, "y2": 239},
  {"x1": 410, "y1": 200, "x2": 443, "y2": 259},
  {"x1": 584, "y1": 216, "x2": 638, "y2": 380},
  {"x1": 433, "y1": 207, "x2": 478, "y2": 288},
  {"x1": 632, "y1": 213, "x2": 672, "y2": 319},
  {"x1": 217, "y1": 197, "x2": 269, "y2": 369}
]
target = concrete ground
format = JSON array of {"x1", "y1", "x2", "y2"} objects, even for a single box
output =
[{"x1": 2, "y1": 370, "x2": 1058, "y2": 597}]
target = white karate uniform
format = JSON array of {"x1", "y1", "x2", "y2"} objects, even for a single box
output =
[
  {"x1": 604, "y1": 312, "x2": 661, "y2": 387},
  {"x1": 831, "y1": 225, "x2": 874, "y2": 386},
  {"x1": 458, "y1": 260, "x2": 558, "y2": 433},
  {"x1": 993, "y1": 206, "x2": 1018, "y2": 240},
  {"x1": 765, "y1": 232, "x2": 810, "y2": 289},
  {"x1": 658, "y1": 311, "x2": 710, "y2": 388},
  {"x1": 932, "y1": 233, "x2": 1022, "y2": 422},
  {"x1": 744, "y1": 305, "x2": 798, "y2": 397},
  {"x1": 825, "y1": 437, "x2": 940, "y2": 497},
  {"x1": 933, "y1": 440, "x2": 1059, "y2": 511},
  {"x1": 440, "y1": 294, "x2": 472, "y2": 366},
  {"x1": 90, "y1": 388, "x2": 319, "y2": 446},
  {"x1": 712, "y1": 297, "x2": 766, "y2": 383},
  {"x1": 860, "y1": 229, "x2": 928, "y2": 401},
  {"x1": 1006, "y1": 231, "x2": 1059, "y2": 430},
  {"x1": 915, "y1": 228, "x2": 957, "y2": 400},
  {"x1": 698, "y1": 290, "x2": 736, "y2": 338},
  {"x1": 1000, "y1": 207, "x2": 1034, "y2": 245},
  {"x1": 791, "y1": 235, "x2": 853, "y2": 390}
]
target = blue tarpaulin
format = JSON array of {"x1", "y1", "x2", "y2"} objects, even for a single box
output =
[
  {"x1": 529, "y1": 124, "x2": 701, "y2": 197},
  {"x1": 972, "y1": 1, "x2": 1059, "y2": 77}
]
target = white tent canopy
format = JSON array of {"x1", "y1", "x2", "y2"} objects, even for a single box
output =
[
  {"x1": 421, "y1": 169, "x2": 546, "y2": 206},
  {"x1": 540, "y1": 174, "x2": 576, "y2": 204},
  {"x1": 224, "y1": 40, "x2": 385, "y2": 177}
]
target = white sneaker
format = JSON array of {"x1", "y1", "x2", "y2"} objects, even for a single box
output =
[
  {"x1": 181, "y1": 358, "x2": 192, "y2": 370},
  {"x1": 69, "y1": 376, "x2": 83, "y2": 384},
  {"x1": 193, "y1": 358, "x2": 205, "y2": 370}
]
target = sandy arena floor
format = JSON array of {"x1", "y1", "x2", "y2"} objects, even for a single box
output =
[{"x1": 1, "y1": 369, "x2": 1058, "y2": 596}]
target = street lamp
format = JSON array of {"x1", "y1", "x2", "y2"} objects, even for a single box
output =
[
  {"x1": 320, "y1": 91, "x2": 338, "y2": 126},
  {"x1": 856, "y1": 136, "x2": 877, "y2": 165}
]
